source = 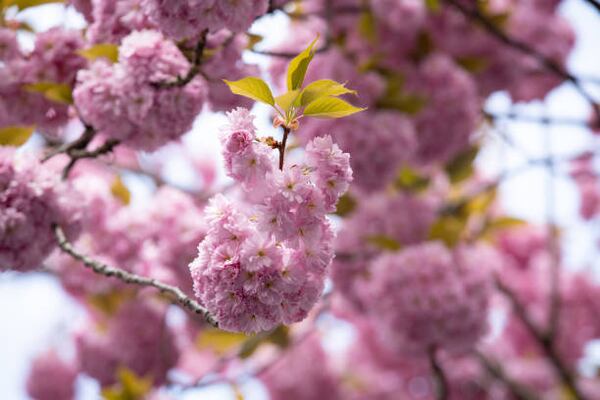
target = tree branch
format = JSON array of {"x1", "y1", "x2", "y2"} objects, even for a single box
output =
[
  {"x1": 582, "y1": 0, "x2": 600, "y2": 13},
  {"x1": 495, "y1": 277, "x2": 587, "y2": 400},
  {"x1": 278, "y1": 126, "x2": 291, "y2": 170},
  {"x1": 61, "y1": 139, "x2": 120, "y2": 179},
  {"x1": 476, "y1": 351, "x2": 540, "y2": 400},
  {"x1": 152, "y1": 29, "x2": 209, "y2": 89},
  {"x1": 53, "y1": 224, "x2": 218, "y2": 327},
  {"x1": 444, "y1": 0, "x2": 600, "y2": 121},
  {"x1": 429, "y1": 347, "x2": 449, "y2": 400}
]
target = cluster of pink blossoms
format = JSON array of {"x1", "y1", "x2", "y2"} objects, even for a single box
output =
[
  {"x1": 362, "y1": 242, "x2": 494, "y2": 356},
  {"x1": 74, "y1": 30, "x2": 206, "y2": 151},
  {"x1": 0, "y1": 150, "x2": 81, "y2": 272},
  {"x1": 141, "y1": 0, "x2": 269, "y2": 40},
  {"x1": 75, "y1": 298, "x2": 179, "y2": 386},
  {"x1": 48, "y1": 164, "x2": 206, "y2": 298},
  {"x1": 26, "y1": 350, "x2": 77, "y2": 400},
  {"x1": 0, "y1": 28, "x2": 86, "y2": 137},
  {"x1": 190, "y1": 108, "x2": 352, "y2": 333}
]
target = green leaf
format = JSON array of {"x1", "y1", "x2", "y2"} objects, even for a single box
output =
[
  {"x1": 101, "y1": 368, "x2": 152, "y2": 400},
  {"x1": 377, "y1": 92, "x2": 428, "y2": 115},
  {"x1": 246, "y1": 33, "x2": 264, "y2": 49},
  {"x1": 286, "y1": 36, "x2": 319, "y2": 91},
  {"x1": 197, "y1": 329, "x2": 249, "y2": 355},
  {"x1": 303, "y1": 97, "x2": 365, "y2": 119},
  {"x1": 0, "y1": 125, "x2": 35, "y2": 146},
  {"x1": 395, "y1": 166, "x2": 430, "y2": 192},
  {"x1": 238, "y1": 326, "x2": 290, "y2": 359},
  {"x1": 335, "y1": 193, "x2": 357, "y2": 217},
  {"x1": 224, "y1": 76, "x2": 275, "y2": 106},
  {"x1": 275, "y1": 90, "x2": 301, "y2": 113},
  {"x1": 428, "y1": 216, "x2": 467, "y2": 247},
  {"x1": 358, "y1": 11, "x2": 377, "y2": 42},
  {"x1": 110, "y1": 176, "x2": 131, "y2": 205},
  {"x1": 3, "y1": 0, "x2": 64, "y2": 11},
  {"x1": 24, "y1": 81, "x2": 73, "y2": 104},
  {"x1": 299, "y1": 79, "x2": 357, "y2": 107},
  {"x1": 366, "y1": 235, "x2": 401, "y2": 251},
  {"x1": 456, "y1": 56, "x2": 489, "y2": 73},
  {"x1": 445, "y1": 146, "x2": 479, "y2": 184},
  {"x1": 77, "y1": 43, "x2": 119, "y2": 63},
  {"x1": 425, "y1": 0, "x2": 440, "y2": 12}
]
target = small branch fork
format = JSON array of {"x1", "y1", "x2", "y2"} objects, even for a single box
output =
[
  {"x1": 152, "y1": 29, "x2": 209, "y2": 89},
  {"x1": 53, "y1": 224, "x2": 218, "y2": 327},
  {"x1": 43, "y1": 125, "x2": 120, "y2": 179},
  {"x1": 495, "y1": 277, "x2": 587, "y2": 400}
]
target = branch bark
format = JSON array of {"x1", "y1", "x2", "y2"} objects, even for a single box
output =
[
  {"x1": 495, "y1": 277, "x2": 587, "y2": 400},
  {"x1": 444, "y1": 0, "x2": 600, "y2": 121},
  {"x1": 53, "y1": 224, "x2": 218, "y2": 327}
]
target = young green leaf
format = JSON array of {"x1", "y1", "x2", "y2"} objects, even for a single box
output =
[
  {"x1": 77, "y1": 43, "x2": 119, "y2": 63},
  {"x1": 303, "y1": 96, "x2": 365, "y2": 119},
  {"x1": 0, "y1": 125, "x2": 35, "y2": 146},
  {"x1": 275, "y1": 90, "x2": 301, "y2": 113},
  {"x1": 3, "y1": 0, "x2": 64, "y2": 11},
  {"x1": 224, "y1": 77, "x2": 275, "y2": 106},
  {"x1": 286, "y1": 36, "x2": 319, "y2": 91},
  {"x1": 299, "y1": 79, "x2": 357, "y2": 106},
  {"x1": 24, "y1": 82, "x2": 73, "y2": 104}
]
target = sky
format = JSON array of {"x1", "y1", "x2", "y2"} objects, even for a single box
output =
[{"x1": 0, "y1": 1, "x2": 599, "y2": 399}]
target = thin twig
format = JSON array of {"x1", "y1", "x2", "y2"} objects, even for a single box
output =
[
  {"x1": 278, "y1": 127, "x2": 291, "y2": 170},
  {"x1": 476, "y1": 351, "x2": 539, "y2": 400},
  {"x1": 62, "y1": 139, "x2": 120, "y2": 179},
  {"x1": 444, "y1": 0, "x2": 600, "y2": 121},
  {"x1": 53, "y1": 224, "x2": 218, "y2": 327},
  {"x1": 428, "y1": 347, "x2": 449, "y2": 400},
  {"x1": 152, "y1": 29, "x2": 209, "y2": 89},
  {"x1": 42, "y1": 125, "x2": 95, "y2": 162},
  {"x1": 582, "y1": 0, "x2": 600, "y2": 13},
  {"x1": 495, "y1": 277, "x2": 587, "y2": 400},
  {"x1": 484, "y1": 110, "x2": 591, "y2": 127}
]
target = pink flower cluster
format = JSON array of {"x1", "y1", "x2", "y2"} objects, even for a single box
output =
[
  {"x1": 74, "y1": 30, "x2": 206, "y2": 151},
  {"x1": 141, "y1": 0, "x2": 269, "y2": 40},
  {"x1": 300, "y1": 111, "x2": 416, "y2": 192},
  {"x1": 331, "y1": 191, "x2": 439, "y2": 311},
  {"x1": 76, "y1": 299, "x2": 179, "y2": 386},
  {"x1": 404, "y1": 53, "x2": 480, "y2": 165},
  {"x1": 0, "y1": 150, "x2": 81, "y2": 272},
  {"x1": 86, "y1": 0, "x2": 154, "y2": 43},
  {"x1": 190, "y1": 108, "x2": 352, "y2": 333},
  {"x1": 0, "y1": 28, "x2": 86, "y2": 137},
  {"x1": 363, "y1": 242, "x2": 493, "y2": 356},
  {"x1": 26, "y1": 351, "x2": 77, "y2": 400},
  {"x1": 261, "y1": 335, "x2": 341, "y2": 400},
  {"x1": 49, "y1": 165, "x2": 205, "y2": 298}
]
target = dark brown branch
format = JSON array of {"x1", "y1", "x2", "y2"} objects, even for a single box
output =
[
  {"x1": 582, "y1": 0, "x2": 600, "y2": 13},
  {"x1": 152, "y1": 29, "x2": 209, "y2": 89},
  {"x1": 444, "y1": 0, "x2": 600, "y2": 121},
  {"x1": 42, "y1": 125, "x2": 95, "y2": 163},
  {"x1": 53, "y1": 224, "x2": 218, "y2": 327},
  {"x1": 278, "y1": 126, "x2": 291, "y2": 170},
  {"x1": 495, "y1": 277, "x2": 587, "y2": 400},
  {"x1": 62, "y1": 139, "x2": 120, "y2": 179},
  {"x1": 484, "y1": 111, "x2": 592, "y2": 127},
  {"x1": 251, "y1": 41, "x2": 331, "y2": 58},
  {"x1": 477, "y1": 352, "x2": 540, "y2": 400},
  {"x1": 428, "y1": 347, "x2": 449, "y2": 400}
]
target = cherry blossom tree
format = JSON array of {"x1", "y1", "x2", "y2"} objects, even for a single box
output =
[{"x1": 1, "y1": 0, "x2": 600, "y2": 399}]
